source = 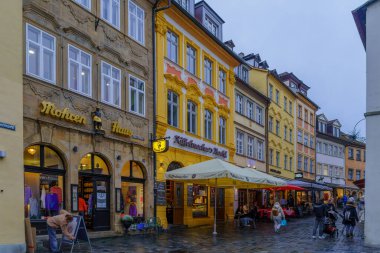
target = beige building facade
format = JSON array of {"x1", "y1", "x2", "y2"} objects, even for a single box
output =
[
  {"x1": 22, "y1": 0, "x2": 153, "y2": 235},
  {"x1": 0, "y1": 0, "x2": 24, "y2": 252}
]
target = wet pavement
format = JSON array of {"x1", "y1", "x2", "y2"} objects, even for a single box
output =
[{"x1": 39, "y1": 216, "x2": 380, "y2": 253}]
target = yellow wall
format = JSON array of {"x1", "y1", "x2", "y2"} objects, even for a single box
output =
[
  {"x1": 155, "y1": 6, "x2": 239, "y2": 228},
  {"x1": 250, "y1": 69, "x2": 296, "y2": 179},
  {"x1": 0, "y1": 0, "x2": 25, "y2": 250}
]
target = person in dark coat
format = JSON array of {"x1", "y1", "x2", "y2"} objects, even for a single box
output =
[
  {"x1": 343, "y1": 197, "x2": 359, "y2": 238},
  {"x1": 312, "y1": 199, "x2": 327, "y2": 239}
]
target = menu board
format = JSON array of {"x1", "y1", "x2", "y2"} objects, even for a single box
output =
[
  {"x1": 156, "y1": 182, "x2": 166, "y2": 206},
  {"x1": 187, "y1": 185, "x2": 193, "y2": 206}
]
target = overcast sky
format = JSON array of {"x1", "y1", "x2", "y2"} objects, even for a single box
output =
[{"x1": 204, "y1": 0, "x2": 367, "y2": 137}]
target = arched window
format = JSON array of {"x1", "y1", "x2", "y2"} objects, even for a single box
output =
[
  {"x1": 121, "y1": 161, "x2": 145, "y2": 217},
  {"x1": 24, "y1": 145, "x2": 65, "y2": 220},
  {"x1": 78, "y1": 153, "x2": 109, "y2": 175}
]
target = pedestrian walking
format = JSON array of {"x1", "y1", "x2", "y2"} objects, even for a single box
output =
[
  {"x1": 343, "y1": 197, "x2": 359, "y2": 238},
  {"x1": 343, "y1": 194, "x2": 348, "y2": 207},
  {"x1": 271, "y1": 202, "x2": 285, "y2": 233},
  {"x1": 312, "y1": 198, "x2": 327, "y2": 239},
  {"x1": 358, "y1": 196, "x2": 365, "y2": 223},
  {"x1": 47, "y1": 209, "x2": 75, "y2": 253}
]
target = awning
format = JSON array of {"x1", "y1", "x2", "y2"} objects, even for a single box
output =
[
  {"x1": 287, "y1": 180, "x2": 333, "y2": 191},
  {"x1": 353, "y1": 179, "x2": 365, "y2": 189}
]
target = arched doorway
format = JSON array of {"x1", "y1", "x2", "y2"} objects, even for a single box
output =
[
  {"x1": 166, "y1": 162, "x2": 183, "y2": 225},
  {"x1": 121, "y1": 161, "x2": 145, "y2": 220},
  {"x1": 24, "y1": 144, "x2": 65, "y2": 234},
  {"x1": 78, "y1": 153, "x2": 111, "y2": 231}
]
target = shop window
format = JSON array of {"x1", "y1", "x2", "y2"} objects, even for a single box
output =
[
  {"x1": 121, "y1": 161, "x2": 145, "y2": 218},
  {"x1": 24, "y1": 145, "x2": 65, "y2": 220},
  {"x1": 79, "y1": 154, "x2": 109, "y2": 175},
  {"x1": 192, "y1": 184, "x2": 208, "y2": 218}
]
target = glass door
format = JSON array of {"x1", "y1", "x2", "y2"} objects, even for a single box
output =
[{"x1": 93, "y1": 179, "x2": 110, "y2": 231}]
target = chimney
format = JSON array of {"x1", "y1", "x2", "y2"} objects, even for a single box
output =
[{"x1": 224, "y1": 40, "x2": 235, "y2": 51}]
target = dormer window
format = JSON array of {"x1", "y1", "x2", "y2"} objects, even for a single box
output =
[
  {"x1": 290, "y1": 82, "x2": 296, "y2": 88},
  {"x1": 333, "y1": 127, "x2": 340, "y2": 137},
  {"x1": 205, "y1": 15, "x2": 218, "y2": 36},
  {"x1": 175, "y1": 0, "x2": 190, "y2": 12},
  {"x1": 241, "y1": 67, "x2": 249, "y2": 83},
  {"x1": 318, "y1": 121, "x2": 327, "y2": 133}
]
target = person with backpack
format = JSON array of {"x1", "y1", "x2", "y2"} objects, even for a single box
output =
[
  {"x1": 271, "y1": 202, "x2": 285, "y2": 233},
  {"x1": 343, "y1": 197, "x2": 359, "y2": 238},
  {"x1": 312, "y1": 198, "x2": 327, "y2": 239}
]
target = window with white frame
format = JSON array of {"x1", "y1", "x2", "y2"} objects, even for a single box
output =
[
  {"x1": 256, "y1": 106, "x2": 263, "y2": 124},
  {"x1": 236, "y1": 131, "x2": 244, "y2": 155},
  {"x1": 187, "y1": 101, "x2": 197, "y2": 134},
  {"x1": 101, "y1": 0, "x2": 120, "y2": 29},
  {"x1": 236, "y1": 93, "x2": 243, "y2": 114},
  {"x1": 284, "y1": 155, "x2": 288, "y2": 170},
  {"x1": 68, "y1": 45, "x2": 91, "y2": 96},
  {"x1": 128, "y1": 0, "x2": 144, "y2": 44},
  {"x1": 26, "y1": 24, "x2": 56, "y2": 83},
  {"x1": 297, "y1": 154, "x2": 302, "y2": 170},
  {"x1": 339, "y1": 147, "x2": 344, "y2": 158},
  {"x1": 333, "y1": 146, "x2": 338, "y2": 157},
  {"x1": 304, "y1": 133, "x2": 309, "y2": 146},
  {"x1": 257, "y1": 140, "x2": 264, "y2": 161},
  {"x1": 289, "y1": 101, "x2": 293, "y2": 115},
  {"x1": 205, "y1": 15, "x2": 218, "y2": 36},
  {"x1": 246, "y1": 100, "x2": 254, "y2": 119},
  {"x1": 269, "y1": 149, "x2": 273, "y2": 165},
  {"x1": 186, "y1": 45, "x2": 196, "y2": 75},
  {"x1": 204, "y1": 110, "x2": 213, "y2": 140},
  {"x1": 289, "y1": 129, "x2": 293, "y2": 143},
  {"x1": 304, "y1": 109, "x2": 308, "y2": 122},
  {"x1": 333, "y1": 127, "x2": 340, "y2": 137},
  {"x1": 175, "y1": 0, "x2": 190, "y2": 11},
  {"x1": 269, "y1": 84, "x2": 273, "y2": 100},
  {"x1": 323, "y1": 143, "x2": 328, "y2": 155},
  {"x1": 284, "y1": 96, "x2": 287, "y2": 112},
  {"x1": 275, "y1": 89, "x2": 279, "y2": 104},
  {"x1": 167, "y1": 30, "x2": 178, "y2": 63},
  {"x1": 276, "y1": 151, "x2": 280, "y2": 167},
  {"x1": 219, "y1": 69, "x2": 226, "y2": 94},
  {"x1": 275, "y1": 121, "x2": 280, "y2": 135},
  {"x1": 348, "y1": 169, "x2": 353, "y2": 180},
  {"x1": 241, "y1": 66, "x2": 249, "y2": 83},
  {"x1": 219, "y1": 117, "x2": 226, "y2": 145},
  {"x1": 356, "y1": 170, "x2": 361, "y2": 180},
  {"x1": 284, "y1": 126, "x2": 288, "y2": 140},
  {"x1": 129, "y1": 75, "x2": 145, "y2": 115},
  {"x1": 310, "y1": 159, "x2": 314, "y2": 173},
  {"x1": 297, "y1": 130, "x2": 303, "y2": 143},
  {"x1": 348, "y1": 148, "x2": 354, "y2": 159},
  {"x1": 101, "y1": 61, "x2": 121, "y2": 107},
  {"x1": 269, "y1": 116, "x2": 273, "y2": 132},
  {"x1": 74, "y1": 0, "x2": 91, "y2": 10},
  {"x1": 167, "y1": 90, "x2": 179, "y2": 127},
  {"x1": 304, "y1": 157, "x2": 308, "y2": 172},
  {"x1": 204, "y1": 58, "x2": 213, "y2": 85},
  {"x1": 298, "y1": 105, "x2": 302, "y2": 118},
  {"x1": 247, "y1": 136, "x2": 254, "y2": 158}
]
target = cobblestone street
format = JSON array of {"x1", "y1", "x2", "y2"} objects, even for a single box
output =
[{"x1": 38, "y1": 216, "x2": 380, "y2": 253}]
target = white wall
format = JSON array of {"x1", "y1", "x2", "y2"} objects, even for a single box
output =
[{"x1": 365, "y1": 0, "x2": 380, "y2": 247}]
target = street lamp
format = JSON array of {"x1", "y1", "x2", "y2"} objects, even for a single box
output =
[{"x1": 351, "y1": 118, "x2": 365, "y2": 140}]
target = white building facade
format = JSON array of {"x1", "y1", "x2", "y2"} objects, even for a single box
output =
[{"x1": 353, "y1": 0, "x2": 380, "y2": 247}]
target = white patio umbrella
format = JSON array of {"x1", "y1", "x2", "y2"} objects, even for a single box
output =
[{"x1": 165, "y1": 159, "x2": 286, "y2": 235}]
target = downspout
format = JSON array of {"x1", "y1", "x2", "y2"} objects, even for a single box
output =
[
  {"x1": 265, "y1": 73, "x2": 270, "y2": 174},
  {"x1": 152, "y1": 0, "x2": 171, "y2": 219}
]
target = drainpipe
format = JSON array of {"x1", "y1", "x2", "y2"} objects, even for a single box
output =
[{"x1": 152, "y1": 0, "x2": 171, "y2": 219}]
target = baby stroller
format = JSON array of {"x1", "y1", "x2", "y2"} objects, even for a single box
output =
[{"x1": 324, "y1": 210, "x2": 339, "y2": 238}]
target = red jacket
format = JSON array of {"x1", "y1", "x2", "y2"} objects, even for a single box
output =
[{"x1": 79, "y1": 198, "x2": 88, "y2": 212}]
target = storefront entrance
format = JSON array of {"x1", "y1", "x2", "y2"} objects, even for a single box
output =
[
  {"x1": 214, "y1": 188, "x2": 225, "y2": 221},
  {"x1": 166, "y1": 162, "x2": 184, "y2": 225},
  {"x1": 78, "y1": 153, "x2": 111, "y2": 231}
]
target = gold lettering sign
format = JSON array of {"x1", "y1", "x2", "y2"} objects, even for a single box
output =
[
  {"x1": 153, "y1": 139, "x2": 169, "y2": 153},
  {"x1": 111, "y1": 122, "x2": 133, "y2": 137},
  {"x1": 40, "y1": 101, "x2": 86, "y2": 124}
]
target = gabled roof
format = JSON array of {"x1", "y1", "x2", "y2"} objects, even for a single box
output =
[
  {"x1": 328, "y1": 119, "x2": 342, "y2": 127},
  {"x1": 279, "y1": 72, "x2": 310, "y2": 90},
  {"x1": 259, "y1": 61, "x2": 269, "y2": 69},
  {"x1": 317, "y1": 113, "x2": 328, "y2": 122},
  {"x1": 352, "y1": 0, "x2": 380, "y2": 49}
]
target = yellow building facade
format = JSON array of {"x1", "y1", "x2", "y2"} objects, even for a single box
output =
[
  {"x1": 155, "y1": 1, "x2": 241, "y2": 228},
  {"x1": 0, "y1": 0, "x2": 25, "y2": 252},
  {"x1": 251, "y1": 69, "x2": 296, "y2": 180}
]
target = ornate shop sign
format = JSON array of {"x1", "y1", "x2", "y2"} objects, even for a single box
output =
[
  {"x1": 166, "y1": 129, "x2": 228, "y2": 159},
  {"x1": 152, "y1": 139, "x2": 169, "y2": 153},
  {"x1": 40, "y1": 101, "x2": 86, "y2": 124},
  {"x1": 111, "y1": 121, "x2": 133, "y2": 137}
]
